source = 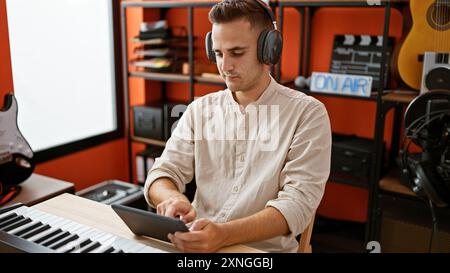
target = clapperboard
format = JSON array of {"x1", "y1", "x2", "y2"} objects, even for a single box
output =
[{"x1": 330, "y1": 34, "x2": 394, "y2": 90}]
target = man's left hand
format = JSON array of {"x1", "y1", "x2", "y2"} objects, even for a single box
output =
[{"x1": 168, "y1": 218, "x2": 227, "y2": 253}]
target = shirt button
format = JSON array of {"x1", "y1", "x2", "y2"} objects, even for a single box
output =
[
  {"x1": 219, "y1": 212, "x2": 226, "y2": 218},
  {"x1": 239, "y1": 154, "x2": 245, "y2": 162},
  {"x1": 232, "y1": 185, "x2": 239, "y2": 193}
]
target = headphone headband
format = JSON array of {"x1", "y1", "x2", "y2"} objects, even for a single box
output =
[{"x1": 254, "y1": 0, "x2": 277, "y2": 30}]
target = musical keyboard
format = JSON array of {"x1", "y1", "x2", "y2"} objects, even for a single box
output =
[{"x1": 0, "y1": 203, "x2": 167, "y2": 253}]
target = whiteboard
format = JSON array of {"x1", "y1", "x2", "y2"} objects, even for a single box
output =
[{"x1": 6, "y1": 0, "x2": 118, "y2": 153}]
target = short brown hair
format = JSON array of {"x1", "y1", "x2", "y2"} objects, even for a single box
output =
[{"x1": 208, "y1": 0, "x2": 273, "y2": 31}]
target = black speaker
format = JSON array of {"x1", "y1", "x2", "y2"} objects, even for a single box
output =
[{"x1": 133, "y1": 101, "x2": 187, "y2": 141}]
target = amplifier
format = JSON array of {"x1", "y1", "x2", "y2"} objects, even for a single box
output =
[
  {"x1": 331, "y1": 134, "x2": 384, "y2": 186},
  {"x1": 133, "y1": 101, "x2": 188, "y2": 141}
]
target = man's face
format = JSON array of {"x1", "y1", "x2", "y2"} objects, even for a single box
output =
[{"x1": 211, "y1": 19, "x2": 268, "y2": 92}]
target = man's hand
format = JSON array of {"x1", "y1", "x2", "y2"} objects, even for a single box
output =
[
  {"x1": 168, "y1": 218, "x2": 227, "y2": 253},
  {"x1": 156, "y1": 196, "x2": 196, "y2": 224}
]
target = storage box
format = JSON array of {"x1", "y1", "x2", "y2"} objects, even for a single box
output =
[{"x1": 133, "y1": 100, "x2": 188, "y2": 141}]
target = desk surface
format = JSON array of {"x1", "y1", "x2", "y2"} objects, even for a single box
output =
[
  {"x1": 3, "y1": 173, "x2": 75, "y2": 207},
  {"x1": 33, "y1": 193, "x2": 262, "y2": 253}
]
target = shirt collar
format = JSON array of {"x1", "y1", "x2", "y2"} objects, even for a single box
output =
[{"x1": 225, "y1": 75, "x2": 277, "y2": 108}]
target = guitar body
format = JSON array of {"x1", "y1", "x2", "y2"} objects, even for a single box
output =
[
  {"x1": 397, "y1": 0, "x2": 450, "y2": 90},
  {"x1": 0, "y1": 94, "x2": 34, "y2": 186}
]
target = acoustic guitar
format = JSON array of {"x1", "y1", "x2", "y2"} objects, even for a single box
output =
[{"x1": 396, "y1": 0, "x2": 450, "y2": 90}]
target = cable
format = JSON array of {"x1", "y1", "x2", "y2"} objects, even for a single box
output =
[{"x1": 427, "y1": 199, "x2": 440, "y2": 253}]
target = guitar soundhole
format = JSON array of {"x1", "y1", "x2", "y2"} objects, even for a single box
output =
[{"x1": 427, "y1": 2, "x2": 450, "y2": 31}]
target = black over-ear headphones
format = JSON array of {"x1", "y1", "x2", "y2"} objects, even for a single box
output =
[
  {"x1": 205, "y1": 0, "x2": 283, "y2": 65},
  {"x1": 400, "y1": 90, "x2": 450, "y2": 207}
]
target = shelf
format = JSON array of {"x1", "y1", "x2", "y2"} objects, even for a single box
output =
[
  {"x1": 131, "y1": 136, "x2": 166, "y2": 147},
  {"x1": 378, "y1": 169, "x2": 417, "y2": 197},
  {"x1": 195, "y1": 75, "x2": 225, "y2": 85},
  {"x1": 297, "y1": 88, "x2": 379, "y2": 101},
  {"x1": 129, "y1": 71, "x2": 190, "y2": 83},
  {"x1": 278, "y1": 0, "x2": 409, "y2": 7},
  {"x1": 122, "y1": 1, "x2": 219, "y2": 9},
  {"x1": 382, "y1": 91, "x2": 418, "y2": 104},
  {"x1": 329, "y1": 175, "x2": 369, "y2": 189}
]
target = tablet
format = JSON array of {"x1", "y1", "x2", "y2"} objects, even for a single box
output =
[{"x1": 111, "y1": 204, "x2": 189, "y2": 242}]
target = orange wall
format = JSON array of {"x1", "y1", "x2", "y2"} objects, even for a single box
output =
[{"x1": 0, "y1": 0, "x2": 129, "y2": 191}]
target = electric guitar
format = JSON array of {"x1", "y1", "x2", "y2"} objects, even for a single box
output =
[
  {"x1": 396, "y1": 0, "x2": 450, "y2": 90},
  {"x1": 0, "y1": 93, "x2": 34, "y2": 186}
]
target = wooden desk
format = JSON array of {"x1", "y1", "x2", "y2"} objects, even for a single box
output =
[
  {"x1": 33, "y1": 193, "x2": 262, "y2": 253},
  {"x1": 2, "y1": 174, "x2": 75, "y2": 207}
]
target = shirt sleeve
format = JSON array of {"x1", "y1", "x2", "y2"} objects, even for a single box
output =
[
  {"x1": 143, "y1": 102, "x2": 196, "y2": 207},
  {"x1": 266, "y1": 101, "x2": 332, "y2": 236}
]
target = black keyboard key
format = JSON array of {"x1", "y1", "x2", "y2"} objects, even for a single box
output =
[
  {"x1": 42, "y1": 231, "x2": 70, "y2": 247},
  {"x1": 102, "y1": 246, "x2": 115, "y2": 253},
  {"x1": 80, "y1": 241, "x2": 101, "y2": 253},
  {"x1": 14, "y1": 222, "x2": 43, "y2": 237},
  {"x1": 50, "y1": 234, "x2": 79, "y2": 250},
  {"x1": 79, "y1": 239, "x2": 92, "y2": 248},
  {"x1": 22, "y1": 224, "x2": 51, "y2": 239},
  {"x1": 62, "y1": 238, "x2": 92, "y2": 253},
  {"x1": 2, "y1": 217, "x2": 32, "y2": 232},
  {"x1": 0, "y1": 213, "x2": 17, "y2": 225},
  {"x1": 0, "y1": 215, "x2": 24, "y2": 230},
  {"x1": 34, "y1": 228, "x2": 62, "y2": 244}
]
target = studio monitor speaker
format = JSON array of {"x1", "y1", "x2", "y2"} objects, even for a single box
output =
[{"x1": 421, "y1": 52, "x2": 450, "y2": 94}]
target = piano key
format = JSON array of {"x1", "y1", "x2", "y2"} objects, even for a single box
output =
[
  {"x1": 13, "y1": 222, "x2": 43, "y2": 237},
  {"x1": 89, "y1": 234, "x2": 118, "y2": 253},
  {"x1": 115, "y1": 238, "x2": 139, "y2": 253},
  {"x1": 58, "y1": 237, "x2": 89, "y2": 253},
  {"x1": 56, "y1": 230, "x2": 97, "y2": 253},
  {"x1": 0, "y1": 205, "x2": 28, "y2": 218},
  {"x1": 26, "y1": 219, "x2": 69, "y2": 242},
  {"x1": 21, "y1": 224, "x2": 51, "y2": 239},
  {"x1": 126, "y1": 242, "x2": 148, "y2": 253},
  {"x1": 42, "y1": 231, "x2": 71, "y2": 247},
  {"x1": 2, "y1": 217, "x2": 32, "y2": 232},
  {"x1": 0, "y1": 213, "x2": 18, "y2": 225},
  {"x1": 80, "y1": 241, "x2": 102, "y2": 253},
  {"x1": 34, "y1": 228, "x2": 63, "y2": 244},
  {"x1": 102, "y1": 246, "x2": 115, "y2": 253},
  {"x1": 0, "y1": 203, "x2": 26, "y2": 216},
  {"x1": 50, "y1": 234, "x2": 79, "y2": 250},
  {"x1": 21, "y1": 209, "x2": 46, "y2": 220},
  {"x1": 8, "y1": 218, "x2": 41, "y2": 234},
  {"x1": 0, "y1": 215, "x2": 25, "y2": 230}
]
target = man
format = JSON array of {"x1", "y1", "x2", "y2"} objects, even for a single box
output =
[{"x1": 144, "y1": 0, "x2": 331, "y2": 253}]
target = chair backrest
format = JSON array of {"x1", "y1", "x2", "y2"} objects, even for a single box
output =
[{"x1": 297, "y1": 212, "x2": 316, "y2": 253}]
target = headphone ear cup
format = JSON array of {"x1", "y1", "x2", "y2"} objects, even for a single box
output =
[
  {"x1": 258, "y1": 30, "x2": 282, "y2": 65},
  {"x1": 257, "y1": 30, "x2": 269, "y2": 64},
  {"x1": 205, "y1": 31, "x2": 216, "y2": 64},
  {"x1": 264, "y1": 30, "x2": 283, "y2": 65}
]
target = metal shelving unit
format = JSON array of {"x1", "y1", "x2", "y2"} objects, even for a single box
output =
[
  {"x1": 276, "y1": 0, "x2": 412, "y2": 244},
  {"x1": 121, "y1": 1, "x2": 223, "y2": 184}
]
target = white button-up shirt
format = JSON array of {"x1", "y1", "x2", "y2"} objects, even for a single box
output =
[{"x1": 144, "y1": 77, "x2": 332, "y2": 252}]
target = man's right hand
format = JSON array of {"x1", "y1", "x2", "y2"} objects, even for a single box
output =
[{"x1": 156, "y1": 196, "x2": 197, "y2": 224}]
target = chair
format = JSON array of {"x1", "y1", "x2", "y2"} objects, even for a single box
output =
[{"x1": 297, "y1": 212, "x2": 316, "y2": 253}]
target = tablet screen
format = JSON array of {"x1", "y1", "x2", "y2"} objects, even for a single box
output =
[{"x1": 112, "y1": 204, "x2": 189, "y2": 242}]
